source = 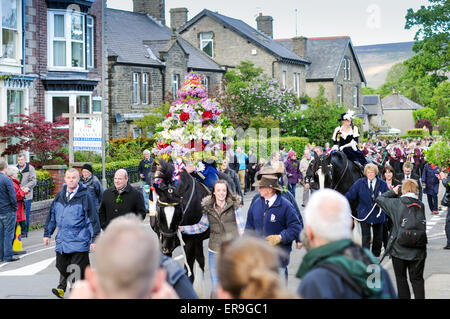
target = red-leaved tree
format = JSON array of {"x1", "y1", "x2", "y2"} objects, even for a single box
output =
[
  {"x1": 415, "y1": 118, "x2": 433, "y2": 134},
  {"x1": 0, "y1": 112, "x2": 69, "y2": 168}
]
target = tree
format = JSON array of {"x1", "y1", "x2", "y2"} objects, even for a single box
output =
[
  {"x1": 415, "y1": 118, "x2": 433, "y2": 133},
  {"x1": 0, "y1": 112, "x2": 68, "y2": 168},
  {"x1": 413, "y1": 107, "x2": 436, "y2": 123},
  {"x1": 404, "y1": 0, "x2": 449, "y2": 82},
  {"x1": 134, "y1": 103, "x2": 171, "y2": 137},
  {"x1": 430, "y1": 81, "x2": 450, "y2": 113},
  {"x1": 361, "y1": 87, "x2": 379, "y2": 95},
  {"x1": 436, "y1": 97, "x2": 449, "y2": 119},
  {"x1": 410, "y1": 87, "x2": 423, "y2": 105}
]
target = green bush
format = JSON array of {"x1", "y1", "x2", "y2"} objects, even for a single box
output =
[
  {"x1": 36, "y1": 169, "x2": 51, "y2": 181},
  {"x1": 438, "y1": 117, "x2": 450, "y2": 138},
  {"x1": 75, "y1": 151, "x2": 103, "y2": 164},
  {"x1": 235, "y1": 136, "x2": 309, "y2": 161},
  {"x1": 424, "y1": 138, "x2": 450, "y2": 170},
  {"x1": 106, "y1": 137, "x2": 156, "y2": 162},
  {"x1": 406, "y1": 128, "x2": 430, "y2": 136},
  {"x1": 92, "y1": 159, "x2": 141, "y2": 173}
]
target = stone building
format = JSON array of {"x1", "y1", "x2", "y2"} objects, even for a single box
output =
[
  {"x1": 1, "y1": 0, "x2": 104, "y2": 163},
  {"x1": 177, "y1": 9, "x2": 310, "y2": 98},
  {"x1": 381, "y1": 92, "x2": 424, "y2": 135},
  {"x1": 361, "y1": 94, "x2": 384, "y2": 133},
  {"x1": 277, "y1": 36, "x2": 366, "y2": 111},
  {"x1": 105, "y1": 2, "x2": 225, "y2": 139}
]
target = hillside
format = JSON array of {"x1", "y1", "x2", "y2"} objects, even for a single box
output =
[{"x1": 354, "y1": 41, "x2": 415, "y2": 89}]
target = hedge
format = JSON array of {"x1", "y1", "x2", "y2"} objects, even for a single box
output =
[
  {"x1": 92, "y1": 159, "x2": 141, "y2": 173},
  {"x1": 406, "y1": 129, "x2": 430, "y2": 137},
  {"x1": 36, "y1": 169, "x2": 51, "y2": 181},
  {"x1": 235, "y1": 136, "x2": 309, "y2": 161}
]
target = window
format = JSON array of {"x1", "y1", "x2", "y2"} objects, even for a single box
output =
[
  {"x1": 48, "y1": 10, "x2": 93, "y2": 70},
  {"x1": 199, "y1": 32, "x2": 213, "y2": 57},
  {"x1": 353, "y1": 85, "x2": 358, "y2": 108},
  {"x1": 76, "y1": 95, "x2": 90, "y2": 113},
  {"x1": 6, "y1": 90, "x2": 24, "y2": 164},
  {"x1": 172, "y1": 74, "x2": 180, "y2": 98},
  {"x1": 142, "y1": 73, "x2": 149, "y2": 105},
  {"x1": 86, "y1": 16, "x2": 94, "y2": 68},
  {"x1": 297, "y1": 73, "x2": 301, "y2": 97},
  {"x1": 1, "y1": 0, "x2": 20, "y2": 61},
  {"x1": 337, "y1": 85, "x2": 343, "y2": 105},
  {"x1": 45, "y1": 92, "x2": 92, "y2": 123},
  {"x1": 132, "y1": 73, "x2": 139, "y2": 105},
  {"x1": 293, "y1": 73, "x2": 298, "y2": 95},
  {"x1": 343, "y1": 57, "x2": 351, "y2": 81},
  {"x1": 282, "y1": 71, "x2": 287, "y2": 90},
  {"x1": 201, "y1": 75, "x2": 209, "y2": 96}
]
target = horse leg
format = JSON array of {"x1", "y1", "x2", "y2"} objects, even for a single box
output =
[{"x1": 184, "y1": 239, "x2": 196, "y2": 283}]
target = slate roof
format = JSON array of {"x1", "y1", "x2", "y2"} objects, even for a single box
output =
[
  {"x1": 277, "y1": 37, "x2": 366, "y2": 83},
  {"x1": 362, "y1": 95, "x2": 382, "y2": 115},
  {"x1": 178, "y1": 9, "x2": 310, "y2": 65},
  {"x1": 382, "y1": 93, "x2": 424, "y2": 110},
  {"x1": 105, "y1": 9, "x2": 224, "y2": 72}
]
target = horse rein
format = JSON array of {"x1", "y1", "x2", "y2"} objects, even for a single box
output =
[{"x1": 332, "y1": 159, "x2": 348, "y2": 190}]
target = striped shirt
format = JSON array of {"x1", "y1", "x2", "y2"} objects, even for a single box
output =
[{"x1": 181, "y1": 207, "x2": 245, "y2": 236}]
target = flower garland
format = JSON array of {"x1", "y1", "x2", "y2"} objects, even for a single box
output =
[{"x1": 116, "y1": 194, "x2": 123, "y2": 203}]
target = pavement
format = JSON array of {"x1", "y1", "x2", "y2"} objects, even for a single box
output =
[{"x1": 0, "y1": 185, "x2": 449, "y2": 299}]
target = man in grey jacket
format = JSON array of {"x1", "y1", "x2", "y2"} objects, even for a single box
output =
[
  {"x1": 0, "y1": 160, "x2": 18, "y2": 262},
  {"x1": 17, "y1": 154, "x2": 36, "y2": 237}
]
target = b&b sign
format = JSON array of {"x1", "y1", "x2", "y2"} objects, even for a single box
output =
[{"x1": 74, "y1": 118, "x2": 102, "y2": 152}]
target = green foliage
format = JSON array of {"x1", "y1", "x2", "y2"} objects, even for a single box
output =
[
  {"x1": 224, "y1": 61, "x2": 264, "y2": 95},
  {"x1": 362, "y1": 87, "x2": 379, "y2": 95},
  {"x1": 106, "y1": 137, "x2": 156, "y2": 162},
  {"x1": 406, "y1": 128, "x2": 430, "y2": 136},
  {"x1": 413, "y1": 107, "x2": 436, "y2": 122},
  {"x1": 431, "y1": 81, "x2": 450, "y2": 116},
  {"x1": 74, "y1": 151, "x2": 103, "y2": 164},
  {"x1": 424, "y1": 138, "x2": 450, "y2": 170},
  {"x1": 438, "y1": 117, "x2": 450, "y2": 137},
  {"x1": 92, "y1": 159, "x2": 141, "y2": 173},
  {"x1": 36, "y1": 169, "x2": 51, "y2": 181},
  {"x1": 248, "y1": 116, "x2": 280, "y2": 138},
  {"x1": 134, "y1": 103, "x2": 171, "y2": 137}
]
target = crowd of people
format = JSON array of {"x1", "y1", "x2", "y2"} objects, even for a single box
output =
[{"x1": 0, "y1": 117, "x2": 448, "y2": 300}]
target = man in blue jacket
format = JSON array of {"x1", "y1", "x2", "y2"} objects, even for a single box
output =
[
  {"x1": 44, "y1": 168, "x2": 100, "y2": 298},
  {"x1": 245, "y1": 173, "x2": 302, "y2": 279},
  {"x1": 345, "y1": 163, "x2": 389, "y2": 258},
  {"x1": 0, "y1": 160, "x2": 18, "y2": 262}
]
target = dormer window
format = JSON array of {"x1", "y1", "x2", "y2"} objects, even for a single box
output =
[{"x1": 199, "y1": 32, "x2": 213, "y2": 58}]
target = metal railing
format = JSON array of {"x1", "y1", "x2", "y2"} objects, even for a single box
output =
[
  {"x1": 33, "y1": 178, "x2": 55, "y2": 202},
  {"x1": 94, "y1": 166, "x2": 141, "y2": 188}
]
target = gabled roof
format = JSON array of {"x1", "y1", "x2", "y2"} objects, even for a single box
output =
[
  {"x1": 178, "y1": 9, "x2": 310, "y2": 66},
  {"x1": 362, "y1": 95, "x2": 382, "y2": 115},
  {"x1": 105, "y1": 9, "x2": 224, "y2": 72},
  {"x1": 276, "y1": 36, "x2": 366, "y2": 84},
  {"x1": 382, "y1": 93, "x2": 424, "y2": 110}
]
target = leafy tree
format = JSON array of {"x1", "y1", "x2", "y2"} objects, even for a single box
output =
[
  {"x1": 415, "y1": 118, "x2": 433, "y2": 133},
  {"x1": 362, "y1": 87, "x2": 379, "y2": 95},
  {"x1": 413, "y1": 107, "x2": 436, "y2": 122},
  {"x1": 410, "y1": 87, "x2": 423, "y2": 105},
  {"x1": 134, "y1": 103, "x2": 171, "y2": 137},
  {"x1": 436, "y1": 97, "x2": 449, "y2": 119},
  {"x1": 0, "y1": 112, "x2": 68, "y2": 168},
  {"x1": 430, "y1": 81, "x2": 450, "y2": 113},
  {"x1": 437, "y1": 116, "x2": 450, "y2": 137},
  {"x1": 248, "y1": 116, "x2": 280, "y2": 138}
]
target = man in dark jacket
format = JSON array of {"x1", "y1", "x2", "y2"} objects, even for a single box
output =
[
  {"x1": 44, "y1": 168, "x2": 100, "y2": 298},
  {"x1": 98, "y1": 169, "x2": 146, "y2": 230},
  {"x1": 304, "y1": 147, "x2": 324, "y2": 193},
  {"x1": 80, "y1": 163, "x2": 103, "y2": 212},
  {"x1": 297, "y1": 189, "x2": 397, "y2": 299},
  {"x1": 245, "y1": 173, "x2": 302, "y2": 279},
  {"x1": 397, "y1": 162, "x2": 422, "y2": 200},
  {"x1": 0, "y1": 160, "x2": 18, "y2": 262},
  {"x1": 138, "y1": 150, "x2": 154, "y2": 213}
]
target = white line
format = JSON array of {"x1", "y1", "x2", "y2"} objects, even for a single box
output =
[
  {"x1": 427, "y1": 222, "x2": 437, "y2": 226},
  {"x1": 0, "y1": 257, "x2": 55, "y2": 276},
  {"x1": 173, "y1": 255, "x2": 184, "y2": 261},
  {"x1": 0, "y1": 246, "x2": 55, "y2": 269}
]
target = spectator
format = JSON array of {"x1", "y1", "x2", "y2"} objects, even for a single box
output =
[
  {"x1": 98, "y1": 169, "x2": 146, "y2": 230},
  {"x1": 300, "y1": 149, "x2": 312, "y2": 207},
  {"x1": 219, "y1": 159, "x2": 244, "y2": 206},
  {"x1": 235, "y1": 146, "x2": 248, "y2": 194},
  {"x1": 80, "y1": 163, "x2": 103, "y2": 213},
  {"x1": 376, "y1": 180, "x2": 427, "y2": 299},
  {"x1": 268, "y1": 151, "x2": 288, "y2": 188},
  {"x1": 441, "y1": 172, "x2": 449, "y2": 250},
  {"x1": 422, "y1": 162, "x2": 440, "y2": 215},
  {"x1": 69, "y1": 215, "x2": 178, "y2": 299},
  {"x1": 297, "y1": 189, "x2": 397, "y2": 299},
  {"x1": 284, "y1": 150, "x2": 301, "y2": 199},
  {"x1": 257, "y1": 157, "x2": 266, "y2": 173},
  {"x1": 245, "y1": 172, "x2": 302, "y2": 279},
  {"x1": 398, "y1": 162, "x2": 423, "y2": 201},
  {"x1": 345, "y1": 163, "x2": 389, "y2": 258},
  {"x1": 279, "y1": 145, "x2": 289, "y2": 162},
  {"x1": 217, "y1": 236, "x2": 296, "y2": 299},
  {"x1": 138, "y1": 150, "x2": 154, "y2": 213},
  {"x1": 179, "y1": 180, "x2": 244, "y2": 297},
  {"x1": 324, "y1": 142, "x2": 330, "y2": 153},
  {"x1": 6, "y1": 166, "x2": 25, "y2": 251},
  {"x1": 304, "y1": 146, "x2": 324, "y2": 194},
  {"x1": 227, "y1": 149, "x2": 239, "y2": 173},
  {"x1": 16, "y1": 154, "x2": 36, "y2": 238},
  {"x1": 0, "y1": 161, "x2": 18, "y2": 262},
  {"x1": 44, "y1": 168, "x2": 100, "y2": 298},
  {"x1": 245, "y1": 149, "x2": 258, "y2": 193},
  {"x1": 381, "y1": 165, "x2": 401, "y2": 251}
]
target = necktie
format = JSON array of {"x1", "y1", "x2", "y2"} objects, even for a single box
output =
[
  {"x1": 406, "y1": 175, "x2": 410, "y2": 180},
  {"x1": 264, "y1": 200, "x2": 269, "y2": 218},
  {"x1": 67, "y1": 191, "x2": 73, "y2": 201},
  {"x1": 369, "y1": 181, "x2": 374, "y2": 199}
]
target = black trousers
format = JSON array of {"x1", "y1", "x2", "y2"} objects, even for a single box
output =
[
  {"x1": 391, "y1": 256, "x2": 425, "y2": 299},
  {"x1": 361, "y1": 222, "x2": 383, "y2": 257},
  {"x1": 55, "y1": 251, "x2": 90, "y2": 291},
  {"x1": 382, "y1": 218, "x2": 392, "y2": 251}
]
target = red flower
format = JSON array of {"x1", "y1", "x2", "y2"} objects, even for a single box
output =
[
  {"x1": 215, "y1": 111, "x2": 220, "y2": 116},
  {"x1": 179, "y1": 112, "x2": 190, "y2": 122},
  {"x1": 222, "y1": 143, "x2": 227, "y2": 151},
  {"x1": 166, "y1": 113, "x2": 172, "y2": 118},
  {"x1": 202, "y1": 111, "x2": 213, "y2": 119}
]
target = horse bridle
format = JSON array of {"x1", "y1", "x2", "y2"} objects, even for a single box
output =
[{"x1": 331, "y1": 159, "x2": 348, "y2": 190}]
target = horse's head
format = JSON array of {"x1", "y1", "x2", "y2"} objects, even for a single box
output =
[
  {"x1": 157, "y1": 204, "x2": 182, "y2": 256},
  {"x1": 312, "y1": 153, "x2": 333, "y2": 189},
  {"x1": 153, "y1": 159, "x2": 178, "y2": 204}
]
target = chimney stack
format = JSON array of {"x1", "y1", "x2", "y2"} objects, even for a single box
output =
[
  {"x1": 292, "y1": 36, "x2": 307, "y2": 58},
  {"x1": 170, "y1": 7, "x2": 188, "y2": 30},
  {"x1": 133, "y1": 0, "x2": 166, "y2": 25},
  {"x1": 256, "y1": 13, "x2": 273, "y2": 38}
]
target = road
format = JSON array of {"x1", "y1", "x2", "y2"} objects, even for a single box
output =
[{"x1": 0, "y1": 186, "x2": 449, "y2": 299}]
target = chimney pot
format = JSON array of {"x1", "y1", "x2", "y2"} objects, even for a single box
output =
[
  {"x1": 256, "y1": 14, "x2": 273, "y2": 38},
  {"x1": 170, "y1": 7, "x2": 188, "y2": 30},
  {"x1": 133, "y1": 0, "x2": 166, "y2": 25},
  {"x1": 292, "y1": 36, "x2": 307, "y2": 58}
]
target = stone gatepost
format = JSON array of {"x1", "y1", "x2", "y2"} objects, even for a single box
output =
[{"x1": 42, "y1": 165, "x2": 67, "y2": 195}]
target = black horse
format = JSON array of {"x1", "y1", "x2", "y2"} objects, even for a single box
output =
[{"x1": 152, "y1": 159, "x2": 210, "y2": 282}]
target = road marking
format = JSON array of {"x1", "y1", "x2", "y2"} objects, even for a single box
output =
[
  {"x1": 0, "y1": 246, "x2": 55, "y2": 269},
  {"x1": 0, "y1": 257, "x2": 55, "y2": 276}
]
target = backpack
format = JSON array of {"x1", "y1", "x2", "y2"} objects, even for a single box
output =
[{"x1": 396, "y1": 199, "x2": 427, "y2": 248}]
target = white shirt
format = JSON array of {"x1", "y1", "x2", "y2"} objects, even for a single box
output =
[
  {"x1": 404, "y1": 175, "x2": 411, "y2": 180},
  {"x1": 265, "y1": 194, "x2": 278, "y2": 208},
  {"x1": 368, "y1": 178, "x2": 376, "y2": 190},
  {"x1": 66, "y1": 185, "x2": 79, "y2": 201}
]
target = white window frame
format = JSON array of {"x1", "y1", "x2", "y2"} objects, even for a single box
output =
[
  {"x1": 353, "y1": 85, "x2": 358, "y2": 108},
  {"x1": 199, "y1": 32, "x2": 214, "y2": 58},
  {"x1": 86, "y1": 15, "x2": 94, "y2": 69},
  {"x1": 293, "y1": 73, "x2": 297, "y2": 94},
  {"x1": 132, "y1": 72, "x2": 139, "y2": 105},
  {"x1": 142, "y1": 72, "x2": 148, "y2": 105},
  {"x1": 343, "y1": 57, "x2": 351, "y2": 81},
  {"x1": 297, "y1": 73, "x2": 301, "y2": 97},
  {"x1": 172, "y1": 74, "x2": 179, "y2": 98},
  {"x1": 48, "y1": 10, "x2": 86, "y2": 71},
  {"x1": 0, "y1": 0, "x2": 22, "y2": 65},
  {"x1": 45, "y1": 91, "x2": 92, "y2": 124},
  {"x1": 201, "y1": 75, "x2": 209, "y2": 96},
  {"x1": 337, "y1": 84, "x2": 343, "y2": 105},
  {"x1": 282, "y1": 71, "x2": 287, "y2": 90}
]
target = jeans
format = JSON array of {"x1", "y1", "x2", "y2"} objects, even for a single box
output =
[
  {"x1": 142, "y1": 181, "x2": 150, "y2": 211},
  {"x1": 0, "y1": 211, "x2": 17, "y2": 261},
  {"x1": 20, "y1": 199, "x2": 32, "y2": 236},
  {"x1": 391, "y1": 256, "x2": 425, "y2": 299},
  {"x1": 361, "y1": 222, "x2": 383, "y2": 257},
  {"x1": 427, "y1": 193, "x2": 438, "y2": 211},
  {"x1": 287, "y1": 183, "x2": 297, "y2": 199},
  {"x1": 208, "y1": 250, "x2": 219, "y2": 294}
]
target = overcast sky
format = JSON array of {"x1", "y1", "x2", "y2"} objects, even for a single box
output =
[{"x1": 106, "y1": 0, "x2": 430, "y2": 46}]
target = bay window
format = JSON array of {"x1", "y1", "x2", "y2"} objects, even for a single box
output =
[{"x1": 1, "y1": 0, "x2": 21, "y2": 62}]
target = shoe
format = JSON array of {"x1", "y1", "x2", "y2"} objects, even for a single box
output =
[
  {"x1": 52, "y1": 288, "x2": 65, "y2": 299},
  {"x1": 431, "y1": 211, "x2": 439, "y2": 215},
  {"x1": 443, "y1": 246, "x2": 450, "y2": 250},
  {"x1": 4, "y1": 257, "x2": 19, "y2": 262}
]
